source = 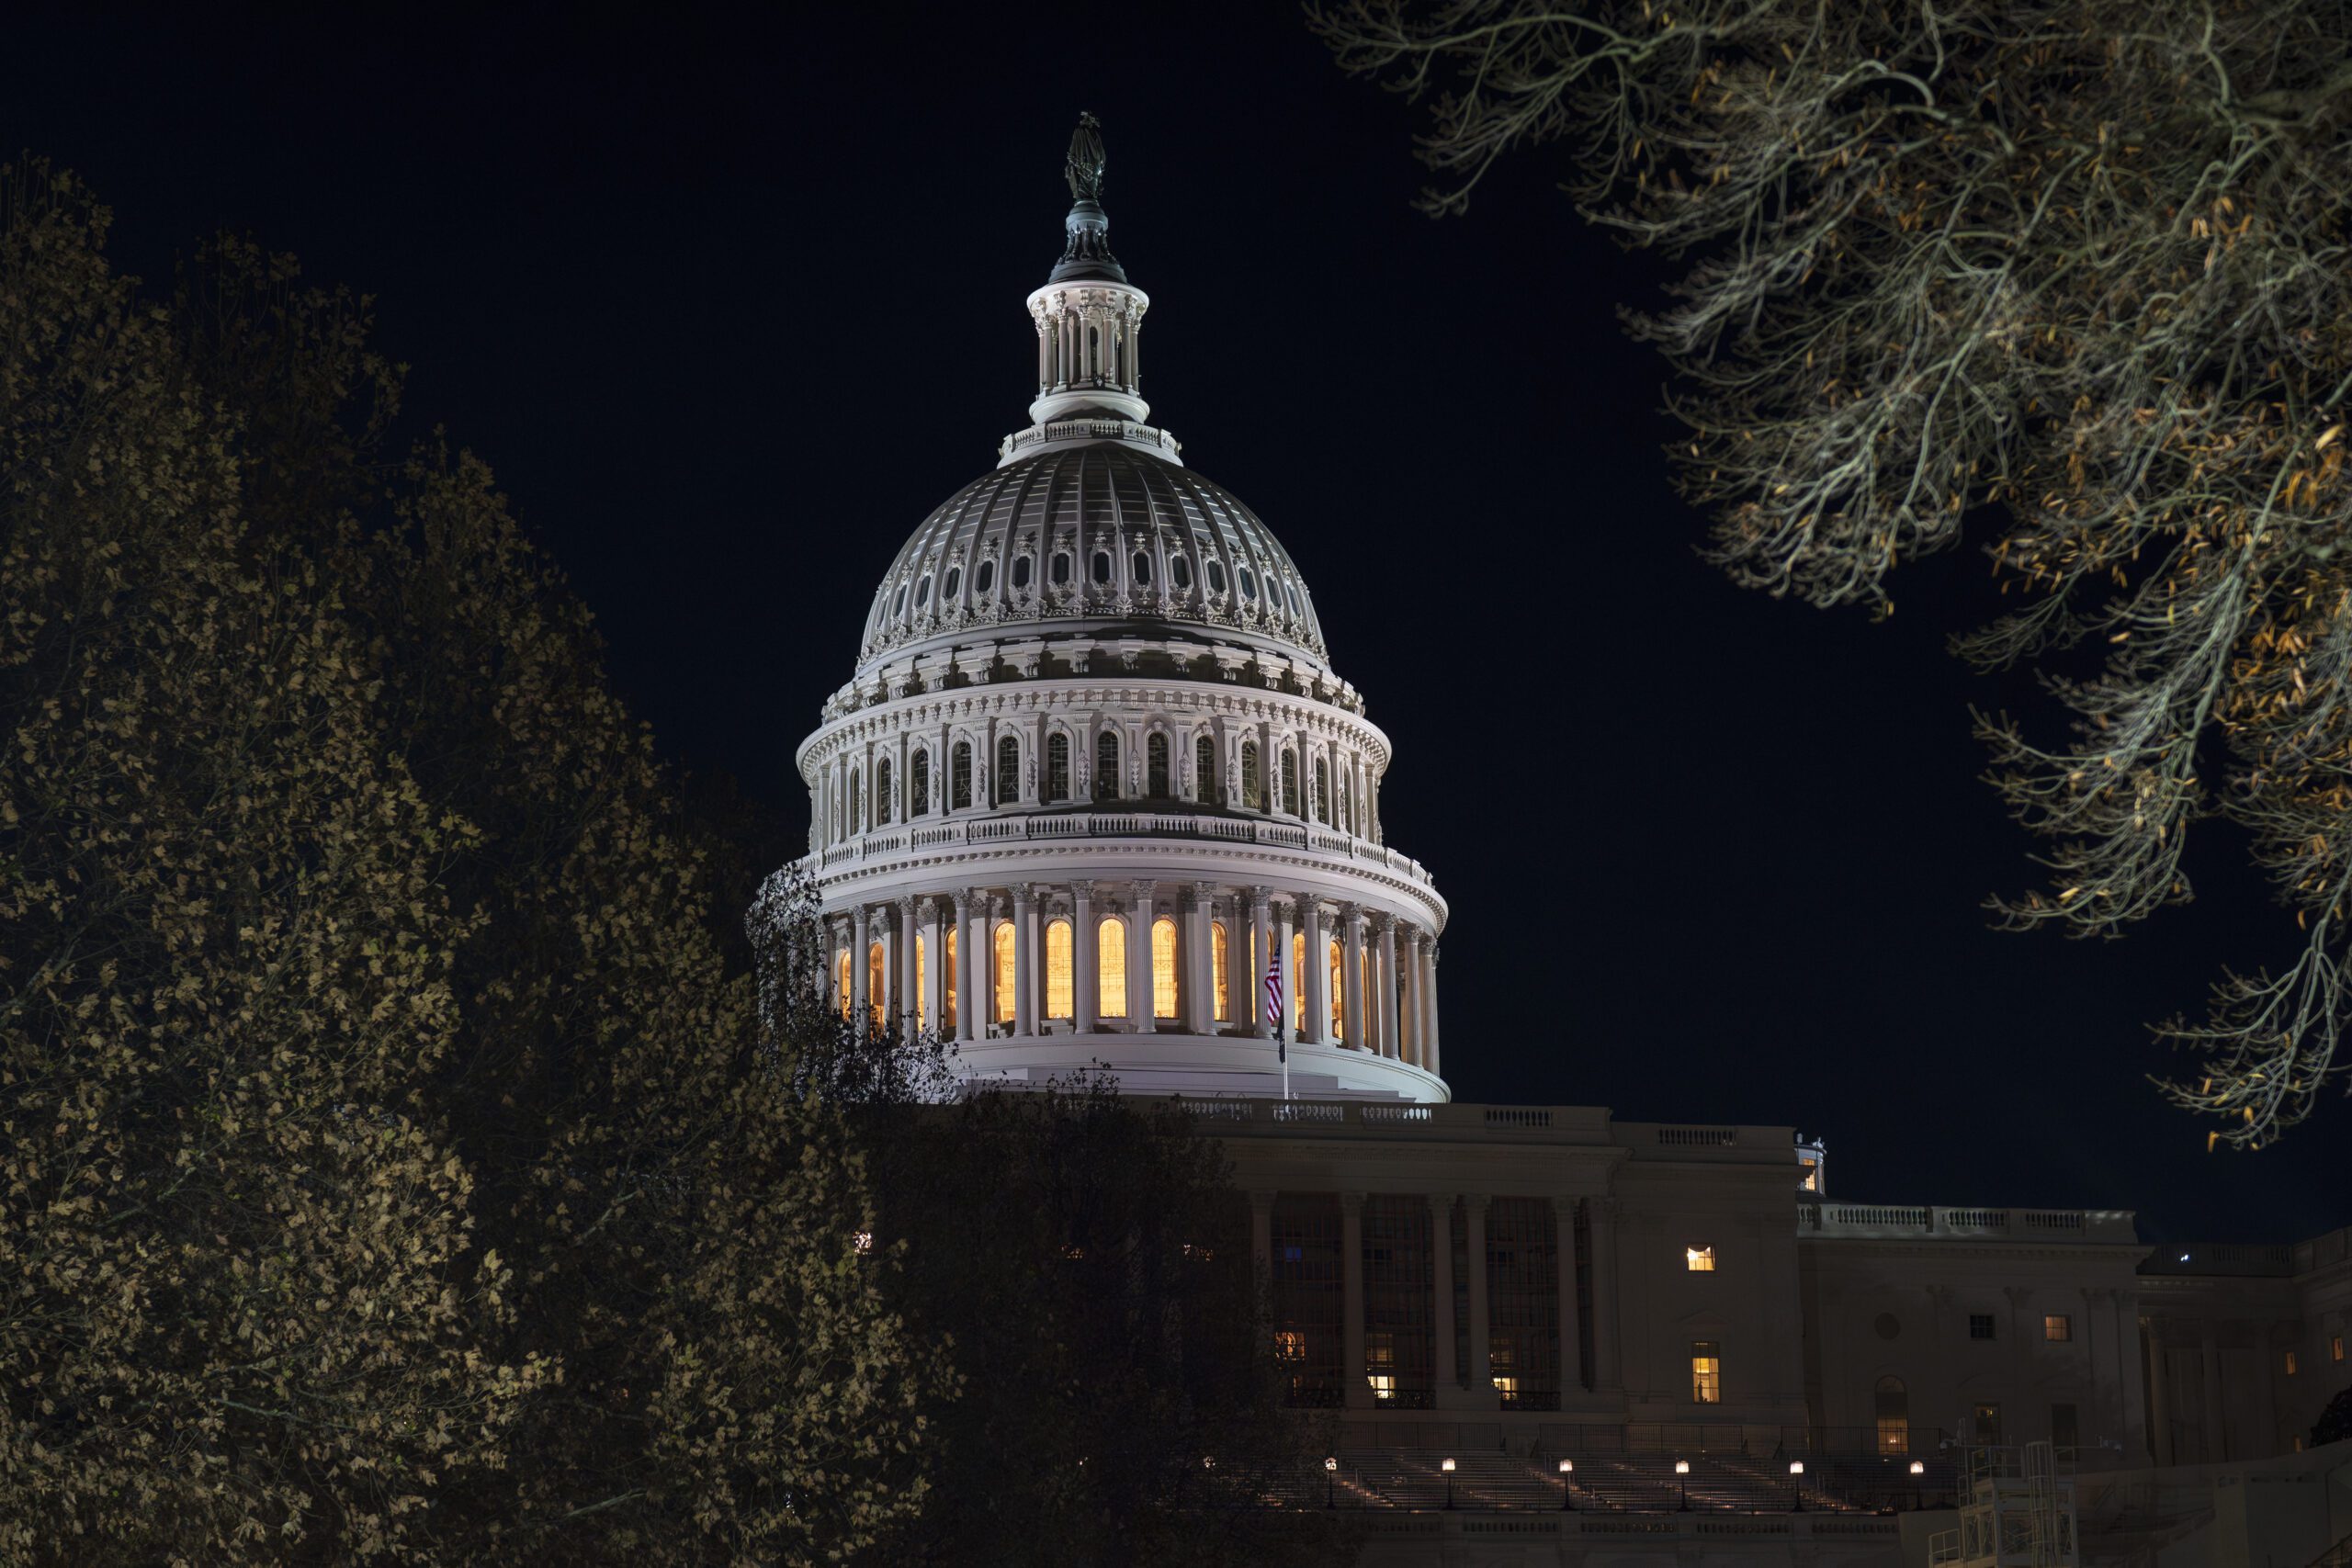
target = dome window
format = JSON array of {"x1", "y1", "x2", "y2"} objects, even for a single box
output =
[
  {"x1": 1095, "y1": 731, "x2": 1120, "y2": 801},
  {"x1": 895, "y1": 585, "x2": 909, "y2": 616},
  {"x1": 1132, "y1": 551, "x2": 1152, "y2": 586},
  {"x1": 996, "y1": 736, "x2": 1020, "y2": 805},
  {"x1": 1287, "y1": 584, "x2": 1303, "y2": 615},
  {"x1": 1238, "y1": 568, "x2": 1259, "y2": 603},
  {"x1": 1091, "y1": 550, "x2": 1113, "y2": 586},
  {"x1": 943, "y1": 567, "x2": 961, "y2": 600},
  {"x1": 973, "y1": 559, "x2": 993, "y2": 594},
  {"x1": 1010, "y1": 556, "x2": 1031, "y2": 591},
  {"x1": 1046, "y1": 732, "x2": 1070, "y2": 801},
  {"x1": 1170, "y1": 557, "x2": 1192, "y2": 592},
  {"x1": 915, "y1": 576, "x2": 932, "y2": 608},
  {"x1": 1204, "y1": 560, "x2": 1227, "y2": 595},
  {"x1": 1049, "y1": 553, "x2": 1071, "y2": 587}
]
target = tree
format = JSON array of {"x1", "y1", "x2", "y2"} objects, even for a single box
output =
[
  {"x1": 1, "y1": 162, "x2": 948, "y2": 1562},
  {"x1": 1316, "y1": 0, "x2": 2352, "y2": 1144}
]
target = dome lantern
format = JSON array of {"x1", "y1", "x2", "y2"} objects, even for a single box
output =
[{"x1": 1019, "y1": 113, "x2": 1158, "y2": 437}]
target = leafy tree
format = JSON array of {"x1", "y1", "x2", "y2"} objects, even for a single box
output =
[
  {"x1": 1317, "y1": 0, "x2": 2352, "y2": 1144},
  {"x1": 1, "y1": 162, "x2": 947, "y2": 1562}
]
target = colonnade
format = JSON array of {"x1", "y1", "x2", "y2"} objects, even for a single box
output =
[{"x1": 830, "y1": 880, "x2": 1440, "y2": 1073}]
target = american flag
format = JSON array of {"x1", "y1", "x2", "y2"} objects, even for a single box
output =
[{"x1": 1264, "y1": 949, "x2": 1284, "y2": 1061}]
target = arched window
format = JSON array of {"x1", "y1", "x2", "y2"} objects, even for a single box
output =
[
  {"x1": 914, "y1": 933, "x2": 927, "y2": 1031},
  {"x1": 1241, "y1": 741, "x2": 1261, "y2": 810},
  {"x1": 1313, "y1": 756, "x2": 1330, "y2": 823},
  {"x1": 1151, "y1": 917, "x2": 1179, "y2": 1020},
  {"x1": 1147, "y1": 733, "x2": 1170, "y2": 797},
  {"x1": 1211, "y1": 920, "x2": 1231, "y2": 1021},
  {"x1": 952, "y1": 742, "x2": 972, "y2": 809},
  {"x1": 1280, "y1": 750, "x2": 1300, "y2": 817},
  {"x1": 1095, "y1": 731, "x2": 1120, "y2": 801},
  {"x1": 876, "y1": 758, "x2": 894, "y2": 824},
  {"x1": 997, "y1": 735, "x2": 1020, "y2": 805},
  {"x1": 944, "y1": 926, "x2": 957, "y2": 1031},
  {"x1": 910, "y1": 750, "x2": 931, "y2": 817},
  {"x1": 1098, "y1": 917, "x2": 1128, "y2": 1019},
  {"x1": 1290, "y1": 931, "x2": 1306, "y2": 1032},
  {"x1": 1087, "y1": 323, "x2": 1100, "y2": 376},
  {"x1": 867, "y1": 942, "x2": 886, "y2": 1029},
  {"x1": 849, "y1": 770, "x2": 862, "y2": 832},
  {"x1": 1875, "y1": 1377, "x2": 1909, "y2": 1456},
  {"x1": 1045, "y1": 919, "x2": 1074, "y2": 1020},
  {"x1": 1197, "y1": 736, "x2": 1220, "y2": 806},
  {"x1": 994, "y1": 920, "x2": 1017, "y2": 1024},
  {"x1": 1329, "y1": 939, "x2": 1345, "y2": 1039},
  {"x1": 835, "y1": 947, "x2": 852, "y2": 1021},
  {"x1": 1047, "y1": 732, "x2": 1070, "y2": 801}
]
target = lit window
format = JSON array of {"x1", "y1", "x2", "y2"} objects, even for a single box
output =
[
  {"x1": 866, "y1": 942, "x2": 886, "y2": 1029},
  {"x1": 2044, "y1": 1314, "x2": 2072, "y2": 1343},
  {"x1": 1368, "y1": 1374, "x2": 1396, "y2": 1402},
  {"x1": 1151, "y1": 917, "x2": 1179, "y2": 1019},
  {"x1": 1690, "y1": 1341, "x2": 1722, "y2": 1404},
  {"x1": 1492, "y1": 1375, "x2": 1520, "y2": 1397},
  {"x1": 1291, "y1": 931, "x2": 1306, "y2": 1032},
  {"x1": 2335, "y1": 1335, "x2": 2346, "y2": 1362},
  {"x1": 835, "y1": 948, "x2": 852, "y2": 1021},
  {"x1": 914, "y1": 933, "x2": 927, "y2": 1031},
  {"x1": 1686, "y1": 1246, "x2": 1716, "y2": 1272},
  {"x1": 1274, "y1": 1330, "x2": 1306, "y2": 1361},
  {"x1": 1328, "y1": 939, "x2": 1343, "y2": 1038},
  {"x1": 2285, "y1": 1349, "x2": 2299, "y2": 1376},
  {"x1": 1098, "y1": 917, "x2": 1127, "y2": 1019},
  {"x1": 944, "y1": 926, "x2": 957, "y2": 1030},
  {"x1": 1969, "y1": 1314, "x2": 1996, "y2": 1341},
  {"x1": 993, "y1": 920, "x2": 1016, "y2": 1023},
  {"x1": 1044, "y1": 919, "x2": 1072, "y2": 1020},
  {"x1": 1875, "y1": 1375, "x2": 1908, "y2": 1455},
  {"x1": 1211, "y1": 921, "x2": 1231, "y2": 1020},
  {"x1": 1800, "y1": 1159, "x2": 1818, "y2": 1191}
]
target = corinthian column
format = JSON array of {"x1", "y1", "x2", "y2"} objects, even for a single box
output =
[
  {"x1": 1299, "y1": 897, "x2": 1327, "y2": 1046},
  {"x1": 1072, "y1": 880, "x2": 1097, "y2": 1032},
  {"x1": 1376, "y1": 913, "x2": 1400, "y2": 1059}
]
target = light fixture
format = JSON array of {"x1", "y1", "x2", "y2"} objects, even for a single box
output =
[
  {"x1": 1788, "y1": 1461, "x2": 1804, "y2": 1475},
  {"x1": 1910, "y1": 1460, "x2": 1927, "y2": 1475},
  {"x1": 1202, "y1": 1456, "x2": 1215, "y2": 1470},
  {"x1": 2178, "y1": 1251, "x2": 2191, "y2": 1262},
  {"x1": 1441, "y1": 1458, "x2": 1457, "y2": 1472},
  {"x1": 1557, "y1": 1460, "x2": 1574, "y2": 1474},
  {"x1": 1323, "y1": 1457, "x2": 1337, "y2": 1472},
  {"x1": 1675, "y1": 1459, "x2": 1691, "y2": 1474}
]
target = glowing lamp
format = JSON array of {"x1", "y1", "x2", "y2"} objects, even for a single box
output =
[
  {"x1": 1557, "y1": 1460, "x2": 1574, "y2": 1474},
  {"x1": 1910, "y1": 1460, "x2": 1927, "y2": 1475},
  {"x1": 1674, "y1": 1459, "x2": 1691, "y2": 1474},
  {"x1": 1441, "y1": 1458, "x2": 1457, "y2": 1472},
  {"x1": 1323, "y1": 1457, "x2": 1338, "y2": 1472},
  {"x1": 1788, "y1": 1461, "x2": 1804, "y2": 1475}
]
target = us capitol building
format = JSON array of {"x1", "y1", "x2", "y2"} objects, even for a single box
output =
[{"x1": 767, "y1": 119, "x2": 2352, "y2": 1565}]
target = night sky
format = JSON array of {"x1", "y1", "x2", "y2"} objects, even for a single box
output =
[{"x1": 15, "y1": 4, "x2": 2341, "y2": 1241}]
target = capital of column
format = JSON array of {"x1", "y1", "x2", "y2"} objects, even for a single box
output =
[
  {"x1": 952, "y1": 888, "x2": 975, "y2": 919},
  {"x1": 1373, "y1": 910, "x2": 1396, "y2": 935},
  {"x1": 1250, "y1": 884, "x2": 1273, "y2": 914},
  {"x1": 1184, "y1": 880, "x2": 1214, "y2": 910},
  {"x1": 1071, "y1": 878, "x2": 1095, "y2": 900},
  {"x1": 1012, "y1": 882, "x2": 1035, "y2": 910},
  {"x1": 916, "y1": 896, "x2": 938, "y2": 921}
]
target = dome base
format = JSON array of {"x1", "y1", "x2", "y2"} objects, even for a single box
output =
[{"x1": 949, "y1": 1032, "x2": 1447, "y2": 1103}]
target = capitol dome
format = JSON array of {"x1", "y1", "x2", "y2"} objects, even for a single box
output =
[{"x1": 784, "y1": 114, "x2": 1445, "y2": 1101}]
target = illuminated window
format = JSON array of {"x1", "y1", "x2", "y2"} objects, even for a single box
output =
[
  {"x1": 1969, "y1": 1314, "x2": 1996, "y2": 1341},
  {"x1": 836, "y1": 948, "x2": 851, "y2": 1021},
  {"x1": 2044, "y1": 1314, "x2": 2072, "y2": 1343},
  {"x1": 1044, "y1": 919, "x2": 1073, "y2": 1020},
  {"x1": 1095, "y1": 730, "x2": 1120, "y2": 800},
  {"x1": 1240, "y1": 740, "x2": 1261, "y2": 808},
  {"x1": 1197, "y1": 736, "x2": 1220, "y2": 805},
  {"x1": 996, "y1": 735, "x2": 1019, "y2": 805},
  {"x1": 951, "y1": 742, "x2": 971, "y2": 809},
  {"x1": 994, "y1": 920, "x2": 1016, "y2": 1023},
  {"x1": 1328, "y1": 939, "x2": 1343, "y2": 1038},
  {"x1": 1875, "y1": 1376, "x2": 1908, "y2": 1455},
  {"x1": 2286, "y1": 1349, "x2": 2299, "y2": 1376},
  {"x1": 1147, "y1": 733, "x2": 1170, "y2": 796},
  {"x1": 1291, "y1": 931, "x2": 1306, "y2": 1031},
  {"x1": 1211, "y1": 921, "x2": 1230, "y2": 1021},
  {"x1": 1973, "y1": 1404, "x2": 2003, "y2": 1444},
  {"x1": 1098, "y1": 918, "x2": 1128, "y2": 1019},
  {"x1": 910, "y1": 749, "x2": 930, "y2": 816},
  {"x1": 1690, "y1": 1341, "x2": 1722, "y2": 1404},
  {"x1": 876, "y1": 758, "x2": 892, "y2": 824},
  {"x1": 1046, "y1": 732, "x2": 1069, "y2": 801},
  {"x1": 1800, "y1": 1157, "x2": 1818, "y2": 1191},
  {"x1": 1151, "y1": 917, "x2": 1179, "y2": 1019},
  {"x1": 866, "y1": 942, "x2": 885, "y2": 1029},
  {"x1": 2335, "y1": 1335, "x2": 2346, "y2": 1362},
  {"x1": 914, "y1": 933, "x2": 927, "y2": 1030},
  {"x1": 944, "y1": 926, "x2": 957, "y2": 1030},
  {"x1": 1273, "y1": 1330, "x2": 1306, "y2": 1361},
  {"x1": 1686, "y1": 1246, "x2": 1715, "y2": 1272}
]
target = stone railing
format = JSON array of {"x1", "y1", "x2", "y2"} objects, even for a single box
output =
[
  {"x1": 999, "y1": 417, "x2": 1182, "y2": 462},
  {"x1": 810, "y1": 809, "x2": 1438, "y2": 892},
  {"x1": 1799, "y1": 1201, "x2": 2139, "y2": 1245},
  {"x1": 1167, "y1": 1099, "x2": 1605, "y2": 1144}
]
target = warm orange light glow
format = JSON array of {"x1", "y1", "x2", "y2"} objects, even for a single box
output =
[
  {"x1": 994, "y1": 919, "x2": 1017, "y2": 1023},
  {"x1": 1098, "y1": 917, "x2": 1128, "y2": 1019},
  {"x1": 1151, "y1": 917, "x2": 1179, "y2": 1019},
  {"x1": 1045, "y1": 919, "x2": 1073, "y2": 1020}
]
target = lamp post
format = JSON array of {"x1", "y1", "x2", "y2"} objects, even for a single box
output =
[
  {"x1": 1442, "y1": 1456, "x2": 1456, "y2": 1511},
  {"x1": 1324, "y1": 1456, "x2": 1337, "y2": 1510},
  {"x1": 1910, "y1": 1457, "x2": 1926, "y2": 1510},
  {"x1": 1787, "y1": 1459, "x2": 1804, "y2": 1513},
  {"x1": 1675, "y1": 1457, "x2": 1690, "y2": 1512},
  {"x1": 1557, "y1": 1458, "x2": 1575, "y2": 1512}
]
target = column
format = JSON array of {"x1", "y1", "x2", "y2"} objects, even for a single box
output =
[
  {"x1": 2143, "y1": 1314, "x2": 2173, "y2": 1463},
  {"x1": 1183, "y1": 883, "x2": 1214, "y2": 1032},
  {"x1": 1072, "y1": 880, "x2": 1097, "y2": 1032},
  {"x1": 1273, "y1": 898, "x2": 1296, "y2": 1043},
  {"x1": 920, "y1": 897, "x2": 944, "y2": 1036},
  {"x1": 1300, "y1": 897, "x2": 1327, "y2": 1046},
  {"x1": 851, "y1": 905, "x2": 872, "y2": 1029},
  {"x1": 953, "y1": 890, "x2": 978, "y2": 1043},
  {"x1": 1128, "y1": 880, "x2": 1155, "y2": 1029},
  {"x1": 2199, "y1": 1318, "x2": 2225, "y2": 1462},
  {"x1": 878, "y1": 907, "x2": 901, "y2": 1036},
  {"x1": 2254, "y1": 1324, "x2": 2278, "y2": 1456},
  {"x1": 1400, "y1": 927, "x2": 1422, "y2": 1066},
  {"x1": 1464, "y1": 1194, "x2": 1496, "y2": 1405},
  {"x1": 1377, "y1": 915, "x2": 1401, "y2": 1060},
  {"x1": 2116, "y1": 1292, "x2": 2149, "y2": 1460},
  {"x1": 1429, "y1": 1192, "x2": 1458, "y2": 1393},
  {"x1": 900, "y1": 897, "x2": 922, "y2": 1037},
  {"x1": 1555, "y1": 1196, "x2": 1585, "y2": 1394},
  {"x1": 1423, "y1": 942, "x2": 1442, "y2": 1080},
  {"x1": 1589, "y1": 1198, "x2": 1622, "y2": 1393},
  {"x1": 1250, "y1": 886, "x2": 1273, "y2": 1036},
  {"x1": 1012, "y1": 885, "x2": 1037, "y2": 1038},
  {"x1": 1341, "y1": 1192, "x2": 1369, "y2": 1409},
  {"x1": 1340, "y1": 904, "x2": 1366, "y2": 1050}
]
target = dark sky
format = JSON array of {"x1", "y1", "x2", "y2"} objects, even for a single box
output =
[{"x1": 14, "y1": 4, "x2": 2342, "y2": 1241}]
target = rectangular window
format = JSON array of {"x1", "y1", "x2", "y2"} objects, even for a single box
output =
[
  {"x1": 2285, "y1": 1349, "x2": 2299, "y2": 1376},
  {"x1": 2044, "y1": 1314, "x2": 2072, "y2": 1342},
  {"x1": 1685, "y1": 1245, "x2": 1715, "y2": 1272},
  {"x1": 1362, "y1": 1197, "x2": 1435, "y2": 1408},
  {"x1": 1097, "y1": 918, "x2": 1127, "y2": 1019},
  {"x1": 1270, "y1": 1195, "x2": 1342, "y2": 1408},
  {"x1": 1973, "y1": 1404, "x2": 2003, "y2": 1444},
  {"x1": 1485, "y1": 1198, "x2": 1560, "y2": 1411},
  {"x1": 1970, "y1": 1314, "x2": 1996, "y2": 1341},
  {"x1": 2052, "y1": 1402, "x2": 2078, "y2": 1450},
  {"x1": 2334, "y1": 1335, "x2": 2346, "y2": 1363},
  {"x1": 1690, "y1": 1340, "x2": 1722, "y2": 1404}
]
